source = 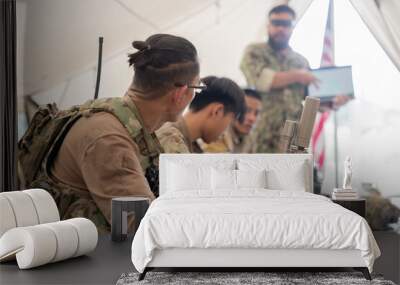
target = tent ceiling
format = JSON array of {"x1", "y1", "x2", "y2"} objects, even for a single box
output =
[
  {"x1": 18, "y1": 0, "x2": 214, "y2": 95},
  {"x1": 117, "y1": 0, "x2": 216, "y2": 30},
  {"x1": 17, "y1": 0, "x2": 313, "y2": 96}
]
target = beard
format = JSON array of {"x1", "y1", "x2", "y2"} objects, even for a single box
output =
[{"x1": 268, "y1": 35, "x2": 289, "y2": 51}]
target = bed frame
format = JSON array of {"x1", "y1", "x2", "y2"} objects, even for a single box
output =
[
  {"x1": 139, "y1": 248, "x2": 370, "y2": 280},
  {"x1": 139, "y1": 154, "x2": 371, "y2": 280}
]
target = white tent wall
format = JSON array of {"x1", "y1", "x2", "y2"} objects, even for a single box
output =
[
  {"x1": 350, "y1": 0, "x2": 400, "y2": 72},
  {"x1": 321, "y1": 0, "x2": 400, "y2": 204},
  {"x1": 321, "y1": 101, "x2": 400, "y2": 205},
  {"x1": 17, "y1": 0, "x2": 310, "y2": 108},
  {"x1": 18, "y1": 0, "x2": 157, "y2": 99}
]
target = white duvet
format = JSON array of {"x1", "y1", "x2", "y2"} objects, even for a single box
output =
[{"x1": 131, "y1": 190, "x2": 380, "y2": 273}]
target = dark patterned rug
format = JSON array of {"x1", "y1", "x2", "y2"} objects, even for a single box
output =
[{"x1": 116, "y1": 271, "x2": 396, "y2": 285}]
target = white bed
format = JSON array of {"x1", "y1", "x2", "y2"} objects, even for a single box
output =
[{"x1": 131, "y1": 154, "x2": 380, "y2": 280}]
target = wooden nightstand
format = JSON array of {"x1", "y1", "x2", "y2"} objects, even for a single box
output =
[{"x1": 332, "y1": 198, "x2": 366, "y2": 218}]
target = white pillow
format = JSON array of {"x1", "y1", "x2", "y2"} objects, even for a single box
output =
[
  {"x1": 211, "y1": 168, "x2": 237, "y2": 190},
  {"x1": 236, "y1": 169, "x2": 267, "y2": 189},
  {"x1": 267, "y1": 166, "x2": 306, "y2": 191},
  {"x1": 167, "y1": 162, "x2": 211, "y2": 191},
  {"x1": 238, "y1": 159, "x2": 309, "y2": 191}
]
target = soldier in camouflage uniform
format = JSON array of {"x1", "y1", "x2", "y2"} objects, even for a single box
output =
[
  {"x1": 240, "y1": 5, "x2": 319, "y2": 153},
  {"x1": 202, "y1": 88, "x2": 262, "y2": 153},
  {"x1": 156, "y1": 118, "x2": 203, "y2": 153},
  {"x1": 157, "y1": 76, "x2": 245, "y2": 154},
  {"x1": 20, "y1": 34, "x2": 200, "y2": 232}
]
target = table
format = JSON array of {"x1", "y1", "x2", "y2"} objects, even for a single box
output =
[
  {"x1": 111, "y1": 197, "x2": 149, "y2": 242},
  {"x1": 0, "y1": 235, "x2": 134, "y2": 285}
]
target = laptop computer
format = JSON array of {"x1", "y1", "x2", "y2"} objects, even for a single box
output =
[{"x1": 308, "y1": 65, "x2": 354, "y2": 102}]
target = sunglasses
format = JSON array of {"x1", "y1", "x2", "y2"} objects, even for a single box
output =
[
  {"x1": 270, "y1": 19, "x2": 294, "y2": 28},
  {"x1": 174, "y1": 81, "x2": 207, "y2": 90}
]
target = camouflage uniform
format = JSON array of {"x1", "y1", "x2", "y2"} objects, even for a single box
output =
[
  {"x1": 156, "y1": 118, "x2": 203, "y2": 154},
  {"x1": 29, "y1": 95, "x2": 163, "y2": 232},
  {"x1": 240, "y1": 42, "x2": 309, "y2": 153},
  {"x1": 202, "y1": 126, "x2": 257, "y2": 153}
]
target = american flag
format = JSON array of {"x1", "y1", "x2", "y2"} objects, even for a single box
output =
[
  {"x1": 320, "y1": 0, "x2": 335, "y2": 67},
  {"x1": 311, "y1": 0, "x2": 334, "y2": 173}
]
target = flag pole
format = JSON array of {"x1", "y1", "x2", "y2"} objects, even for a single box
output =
[
  {"x1": 314, "y1": 0, "x2": 339, "y2": 190},
  {"x1": 333, "y1": 109, "x2": 339, "y2": 188},
  {"x1": 329, "y1": 0, "x2": 339, "y2": 189}
]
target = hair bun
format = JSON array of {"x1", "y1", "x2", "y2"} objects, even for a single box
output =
[
  {"x1": 132, "y1": 41, "x2": 150, "y2": 51},
  {"x1": 128, "y1": 41, "x2": 151, "y2": 67}
]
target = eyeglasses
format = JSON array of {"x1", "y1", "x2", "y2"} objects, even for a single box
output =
[
  {"x1": 174, "y1": 81, "x2": 207, "y2": 90},
  {"x1": 270, "y1": 19, "x2": 294, "y2": 28}
]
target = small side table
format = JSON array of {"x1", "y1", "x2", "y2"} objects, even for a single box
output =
[
  {"x1": 332, "y1": 198, "x2": 366, "y2": 218},
  {"x1": 111, "y1": 197, "x2": 149, "y2": 242}
]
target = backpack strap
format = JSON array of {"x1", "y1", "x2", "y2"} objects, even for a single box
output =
[{"x1": 79, "y1": 96, "x2": 163, "y2": 169}]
